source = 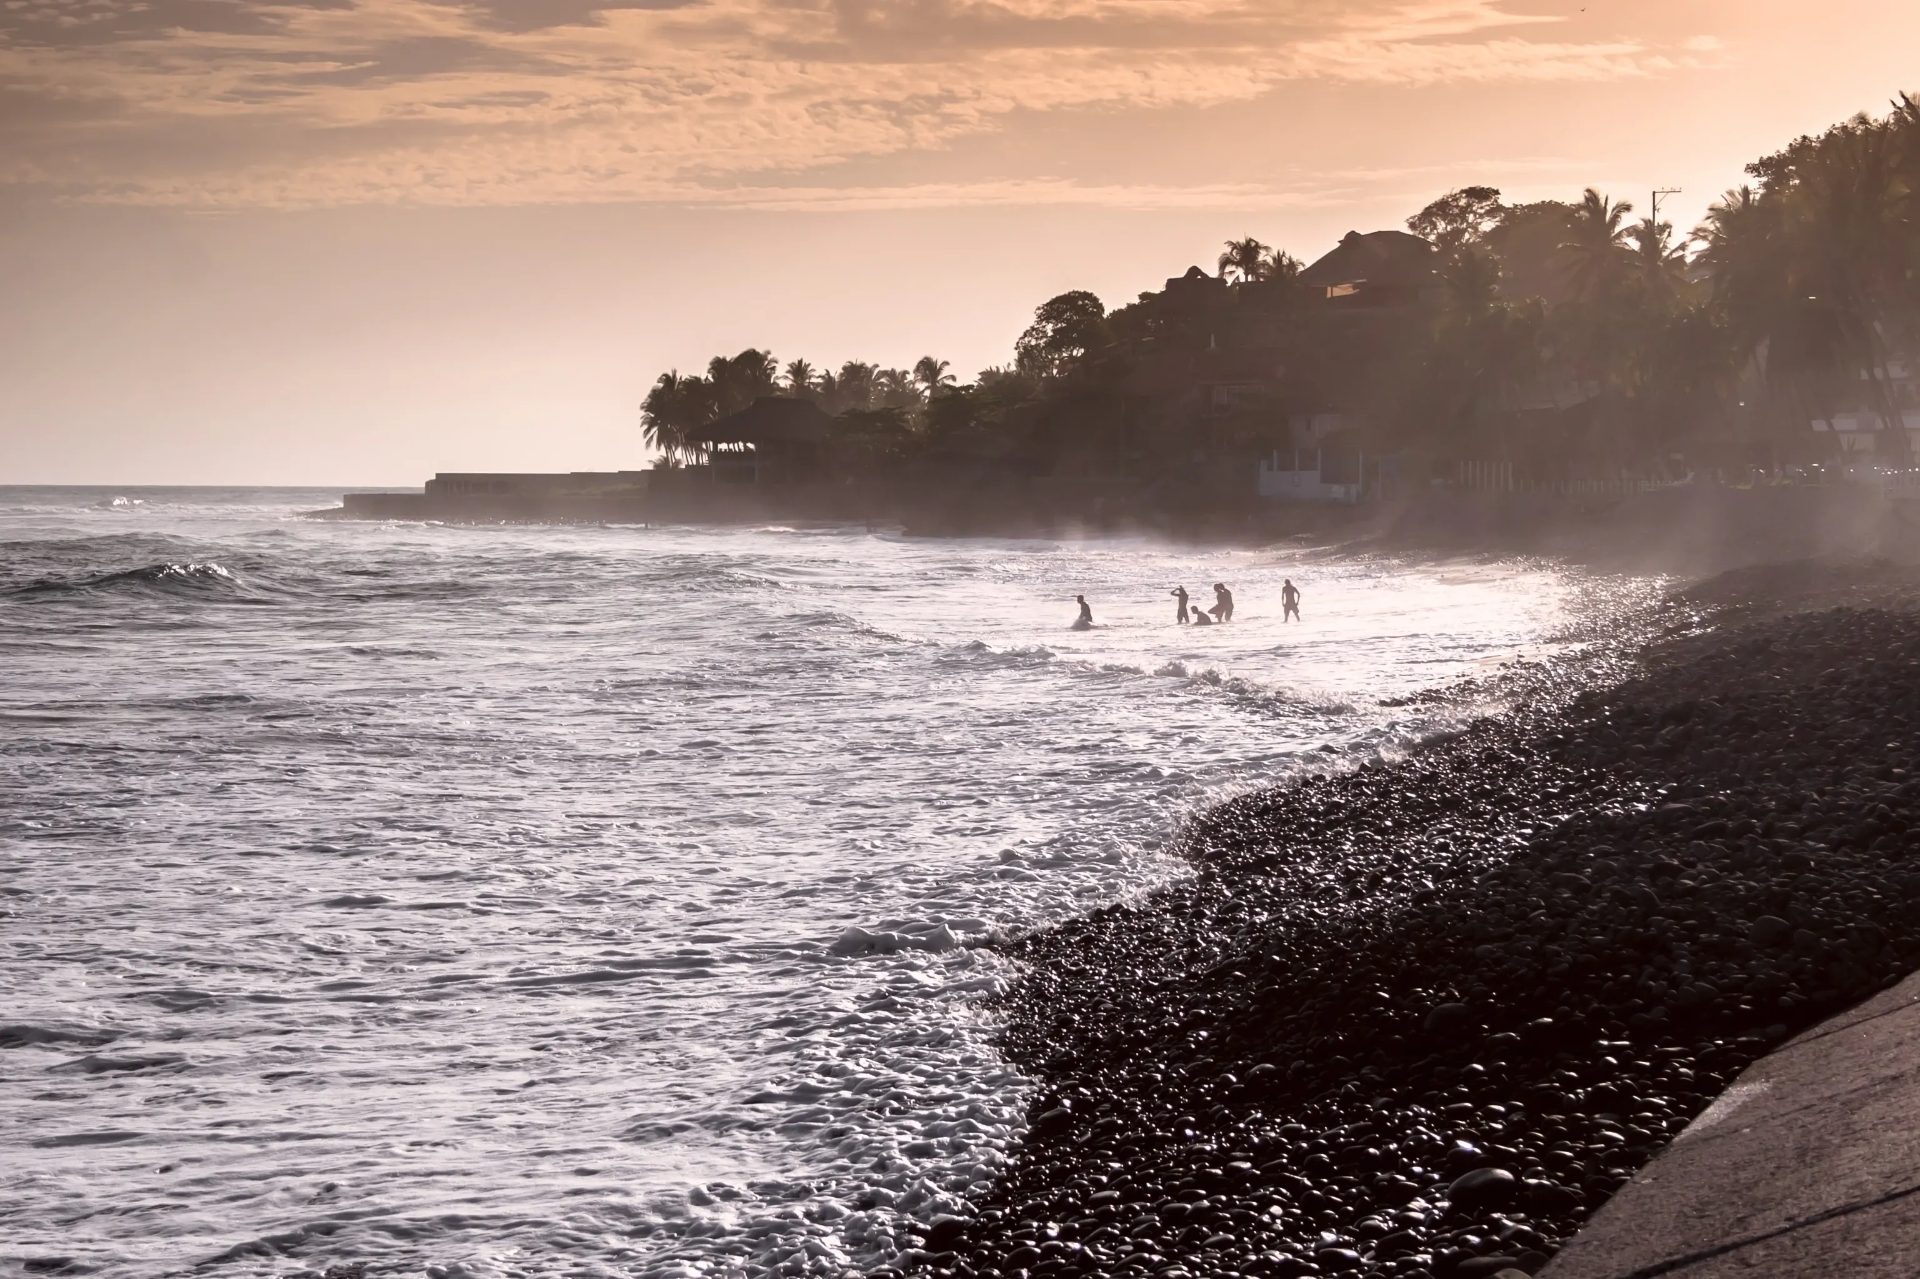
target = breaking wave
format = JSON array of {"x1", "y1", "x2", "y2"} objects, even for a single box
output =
[{"x1": 0, "y1": 485, "x2": 1627, "y2": 1278}]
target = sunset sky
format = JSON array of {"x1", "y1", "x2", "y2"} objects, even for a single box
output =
[{"x1": 2, "y1": 0, "x2": 1916, "y2": 483}]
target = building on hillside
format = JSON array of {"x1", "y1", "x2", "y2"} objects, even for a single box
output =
[
  {"x1": 1255, "y1": 408, "x2": 1378, "y2": 502},
  {"x1": 1257, "y1": 451, "x2": 1361, "y2": 503},
  {"x1": 1297, "y1": 230, "x2": 1443, "y2": 308},
  {"x1": 682, "y1": 396, "x2": 835, "y2": 483},
  {"x1": 1161, "y1": 265, "x2": 1231, "y2": 313}
]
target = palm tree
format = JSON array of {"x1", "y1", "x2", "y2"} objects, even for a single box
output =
[
  {"x1": 1703, "y1": 104, "x2": 1920, "y2": 463},
  {"x1": 830, "y1": 361, "x2": 878, "y2": 413},
  {"x1": 876, "y1": 367, "x2": 923, "y2": 409},
  {"x1": 1694, "y1": 186, "x2": 1764, "y2": 272},
  {"x1": 784, "y1": 359, "x2": 816, "y2": 396},
  {"x1": 1265, "y1": 250, "x2": 1305, "y2": 284},
  {"x1": 913, "y1": 356, "x2": 956, "y2": 397},
  {"x1": 1559, "y1": 188, "x2": 1635, "y2": 302},
  {"x1": 641, "y1": 370, "x2": 687, "y2": 464},
  {"x1": 1628, "y1": 216, "x2": 1689, "y2": 297},
  {"x1": 1696, "y1": 186, "x2": 1848, "y2": 453},
  {"x1": 1788, "y1": 118, "x2": 1915, "y2": 460},
  {"x1": 1695, "y1": 186, "x2": 1789, "y2": 345},
  {"x1": 1427, "y1": 249, "x2": 1542, "y2": 446},
  {"x1": 640, "y1": 370, "x2": 717, "y2": 466},
  {"x1": 707, "y1": 349, "x2": 778, "y2": 416},
  {"x1": 1218, "y1": 237, "x2": 1272, "y2": 285}
]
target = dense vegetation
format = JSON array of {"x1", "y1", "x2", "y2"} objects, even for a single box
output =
[{"x1": 643, "y1": 96, "x2": 1920, "y2": 480}]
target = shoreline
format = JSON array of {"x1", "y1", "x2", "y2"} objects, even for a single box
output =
[
  {"x1": 308, "y1": 483, "x2": 1920, "y2": 577},
  {"x1": 896, "y1": 564, "x2": 1920, "y2": 1279}
]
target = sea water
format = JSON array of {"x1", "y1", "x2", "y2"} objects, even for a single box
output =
[{"x1": 0, "y1": 488, "x2": 1631, "y2": 1277}]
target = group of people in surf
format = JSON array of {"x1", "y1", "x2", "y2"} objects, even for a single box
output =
[{"x1": 1071, "y1": 578, "x2": 1301, "y2": 629}]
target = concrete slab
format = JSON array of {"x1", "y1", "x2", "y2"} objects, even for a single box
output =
[
  {"x1": 1660, "y1": 1186, "x2": 1920, "y2": 1277},
  {"x1": 1541, "y1": 971, "x2": 1920, "y2": 1279}
]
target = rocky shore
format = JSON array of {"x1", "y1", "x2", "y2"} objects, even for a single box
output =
[{"x1": 896, "y1": 569, "x2": 1920, "y2": 1279}]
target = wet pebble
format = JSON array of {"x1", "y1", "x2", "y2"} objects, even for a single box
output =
[{"x1": 917, "y1": 602, "x2": 1920, "y2": 1279}]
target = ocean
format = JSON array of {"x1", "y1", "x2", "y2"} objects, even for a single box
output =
[{"x1": 0, "y1": 488, "x2": 1628, "y2": 1278}]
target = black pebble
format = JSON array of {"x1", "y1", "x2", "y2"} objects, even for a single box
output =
[{"x1": 914, "y1": 601, "x2": 1920, "y2": 1279}]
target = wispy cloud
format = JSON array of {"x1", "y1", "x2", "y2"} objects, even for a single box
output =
[{"x1": 0, "y1": 0, "x2": 1719, "y2": 206}]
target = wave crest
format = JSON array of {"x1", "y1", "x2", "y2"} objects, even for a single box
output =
[{"x1": 13, "y1": 561, "x2": 243, "y2": 597}]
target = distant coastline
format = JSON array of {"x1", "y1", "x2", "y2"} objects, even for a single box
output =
[
  {"x1": 310, "y1": 470, "x2": 1920, "y2": 576},
  {"x1": 597, "y1": 95, "x2": 1920, "y2": 537},
  {"x1": 316, "y1": 92, "x2": 1920, "y2": 576}
]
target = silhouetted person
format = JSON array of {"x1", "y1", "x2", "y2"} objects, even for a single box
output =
[
  {"x1": 1171, "y1": 585, "x2": 1190, "y2": 624},
  {"x1": 1073, "y1": 595, "x2": 1093, "y2": 630},
  {"x1": 1191, "y1": 606, "x2": 1214, "y2": 627},
  {"x1": 1209, "y1": 582, "x2": 1234, "y2": 623},
  {"x1": 1282, "y1": 578, "x2": 1301, "y2": 623}
]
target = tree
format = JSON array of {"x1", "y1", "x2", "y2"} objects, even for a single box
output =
[
  {"x1": 1696, "y1": 186, "x2": 1844, "y2": 450},
  {"x1": 1218, "y1": 238, "x2": 1302, "y2": 285},
  {"x1": 1784, "y1": 114, "x2": 1916, "y2": 460},
  {"x1": 826, "y1": 361, "x2": 879, "y2": 413},
  {"x1": 1265, "y1": 250, "x2": 1305, "y2": 284},
  {"x1": 1014, "y1": 291, "x2": 1108, "y2": 380},
  {"x1": 1484, "y1": 200, "x2": 1578, "y2": 304},
  {"x1": 640, "y1": 370, "x2": 716, "y2": 465},
  {"x1": 1559, "y1": 188, "x2": 1636, "y2": 302},
  {"x1": 1442, "y1": 247, "x2": 1503, "y2": 315},
  {"x1": 706, "y1": 349, "x2": 778, "y2": 416},
  {"x1": 784, "y1": 359, "x2": 816, "y2": 397},
  {"x1": 1218, "y1": 238, "x2": 1270, "y2": 284},
  {"x1": 640, "y1": 370, "x2": 686, "y2": 463},
  {"x1": 977, "y1": 365, "x2": 1039, "y2": 403},
  {"x1": 1407, "y1": 186, "x2": 1504, "y2": 254},
  {"x1": 1706, "y1": 98, "x2": 1920, "y2": 463},
  {"x1": 829, "y1": 406, "x2": 918, "y2": 472},
  {"x1": 1424, "y1": 249, "x2": 1543, "y2": 449},
  {"x1": 913, "y1": 356, "x2": 956, "y2": 397},
  {"x1": 876, "y1": 367, "x2": 925, "y2": 410},
  {"x1": 924, "y1": 384, "x2": 988, "y2": 439},
  {"x1": 1627, "y1": 216, "x2": 1690, "y2": 298}
]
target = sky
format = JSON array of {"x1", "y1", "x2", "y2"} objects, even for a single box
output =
[{"x1": 1, "y1": 0, "x2": 1917, "y2": 484}]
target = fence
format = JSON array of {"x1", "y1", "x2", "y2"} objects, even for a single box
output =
[
  {"x1": 1453, "y1": 461, "x2": 1920, "y2": 497},
  {"x1": 1452, "y1": 462, "x2": 1691, "y2": 496}
]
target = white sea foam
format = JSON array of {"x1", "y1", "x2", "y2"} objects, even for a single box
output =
[{"x1": 0, "y1": 488, "x2": 1653, "y2": 1277}]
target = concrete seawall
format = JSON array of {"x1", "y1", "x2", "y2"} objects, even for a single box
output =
[
  {"x1": 317, "y1": 479, "x2": 1920, "y2": 573},
  {"x1": 1542, "y1": 971, "x2": 1920, "y2": 1278}
]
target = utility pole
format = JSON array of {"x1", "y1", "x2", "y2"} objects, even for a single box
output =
[{"x1": 1651, "y1": 188, "x2": 1682, "y2": 230}]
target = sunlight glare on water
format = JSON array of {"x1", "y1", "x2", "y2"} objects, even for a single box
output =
[{"x1": 0, "y1": 488, "x2": 1633, "y2": 1277}]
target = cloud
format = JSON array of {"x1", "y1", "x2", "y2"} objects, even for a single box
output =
[{"x1": 0, "y1": 0, "x2": 1716, "y2": 207}]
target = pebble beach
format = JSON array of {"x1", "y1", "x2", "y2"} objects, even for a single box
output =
[{"x1": 903, "y1": 564, "x2": 1920, "y2": 1279}]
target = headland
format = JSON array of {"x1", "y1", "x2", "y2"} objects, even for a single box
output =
[{"x1": 321, "y1": 97, "x2": 1920, "y2": 577}]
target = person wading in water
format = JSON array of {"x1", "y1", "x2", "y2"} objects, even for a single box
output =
[
  {"x1": 1282, "y1": 578, "x2": 1301, "y2": 623},
  {"x1": 1171, "y1": 585, "x2": 1190, "y2": 624},
  {"x1": 1073, "y1": 595, "x2": 1094, "y2": 629},
  {"x1": 1209, "y1": 582, "x2": 1234, "y2": 623}
]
